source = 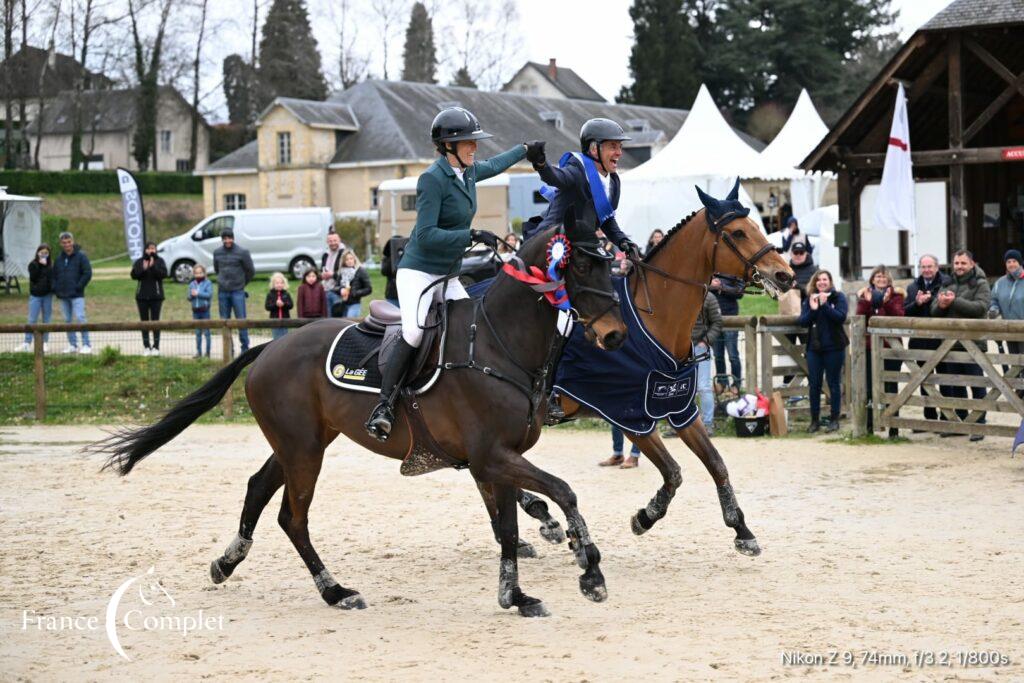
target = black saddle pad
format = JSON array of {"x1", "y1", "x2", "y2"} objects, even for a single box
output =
[{"x1": 326, "y1": 324, "x2": 383, "y2": 391}]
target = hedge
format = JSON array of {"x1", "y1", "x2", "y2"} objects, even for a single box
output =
[{"x1": 0, "y1": 170, "x2": 201, "y2": 195}]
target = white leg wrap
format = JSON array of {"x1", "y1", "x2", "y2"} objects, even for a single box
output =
[
  {"x1": 222, "y1": 533, "x2": 253, "y2": 563},
  {"x1": 313, "y1": 569, "x2": 338, "y2": 594}
]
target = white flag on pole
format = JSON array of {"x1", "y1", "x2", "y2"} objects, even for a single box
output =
[{"x1": 874, "y1": 83, "x2": 916, "y2": 232}]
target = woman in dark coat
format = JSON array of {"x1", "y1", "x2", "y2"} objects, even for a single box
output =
[
  {"x1": 130, "y1": 241, "x2": 168, "y2": 355},
  {"x1": 798, "y1": 269, "x2": 848, "y2": 433},
  {"x1": 20, "y1": 244, "x2": 54, "y2": 351}
]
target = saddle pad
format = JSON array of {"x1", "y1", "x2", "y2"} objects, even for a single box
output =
[
  {"x1": 325, "y1": 324, "x2": 383, "y2": 392},
  {"x1": 325, "y1": 323, "x2": 444, "y2": 394},
  {"x1": 553, "y1": 277, "x2": 701, "y2": 434}
]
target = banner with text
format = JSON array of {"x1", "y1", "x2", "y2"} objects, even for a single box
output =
[{"x1": 116, "y1": 168, "x2": 146, "y2": 260}]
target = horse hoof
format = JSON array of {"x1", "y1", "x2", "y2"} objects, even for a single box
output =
[
  {"x1": 517, "y1": 600, "x2": 551, "y2": 618},
  {"x1": 209, "y1": 559, "x2": 228, "y2": 584},
  {"x1": 539, "y1": 521, "x2": 565, "y2": 545},
  {"x1": 579, "y1": 578, "x2": 608, "y2": 603},
  {"x1": 630, "y1": 513, "x2": 648, "y2": 536},
  {"x1": 517, "y1": 541, "x2": 538, "y2": 559},
  {"x1": 337, "y1": 593, "x2": 368, "y2": 610},
  {"x1": 735, "y1": 537, "x2": 761, "y2": 556}
]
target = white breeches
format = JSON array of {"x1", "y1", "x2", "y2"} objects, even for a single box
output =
[{"x1": 396, "y1": 268, "x2": 469, "y2": 347}]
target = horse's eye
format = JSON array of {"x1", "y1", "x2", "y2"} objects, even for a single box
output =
[{"x1": 731, "y1": 229, "x2": 746, "y2": 239}]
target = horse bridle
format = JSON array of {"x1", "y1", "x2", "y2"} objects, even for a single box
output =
[{"x1": 631, "y1": 210, "x2": 776, "y2": 315}]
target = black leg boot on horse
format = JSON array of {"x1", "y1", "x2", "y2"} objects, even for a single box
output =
[{"x1": 366, "y1": 337, "x2": 417, "y2": 441}]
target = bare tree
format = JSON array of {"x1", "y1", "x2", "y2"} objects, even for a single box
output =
[
  {"x1": 368, "y1": 0, "x2": 406, "y2": 80},
  {"x1": 66, "y1": 0, "x2": 124, "y2": 169},
  {"x1": 331, "y1": 0, "x2": 366, "y2": 89},
  {"x1": 3, "y1": 0, "x2": 15, "y2": 168},
  {"x1": 443, "y1": 0, "x2": 522, "y2": 91},
  {"x1": 32, "y1": 0, "x2": 59, "y2": 169},
  {"x1": 188, "y1": 0, "x2": 206, "y2": 170},
  {"x1": 127, "y1": 0, "x2": 174, "y2": 170}
]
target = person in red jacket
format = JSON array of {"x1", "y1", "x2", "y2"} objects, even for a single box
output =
[
  {"x1": 264, "y1": 272, "x2": 294, "y2": 340},
  {"x1": 856, "y1": 265, "x2": 905, "y2": 436},
  {"x1": 297, "y1": 267, "x2": 329, "y2": 318}
]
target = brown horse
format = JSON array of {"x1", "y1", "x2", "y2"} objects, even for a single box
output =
[
  {"x1": 513, "y1": 183, "x2": 794, "y2": 557},
  {"x1": 93, "y1": 221, "x2": 628, "y2": 618}
]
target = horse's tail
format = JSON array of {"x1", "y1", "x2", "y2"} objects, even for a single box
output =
[{"x1": 94, "y1": 344, "x2": 269, "y2": 476}]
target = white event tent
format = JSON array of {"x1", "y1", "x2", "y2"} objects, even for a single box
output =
[
  {"x1": 617, "y1": 84, "x2": 800, "y2": 241},
  {"x1": 0, "y1": 188, "x2": 42, "y2": 285},
  {"x1": 617, "y1": 85, "x2": 833, "y2": 246},
  {"x1": 759, "y1": 88, "x2": 833, "y2": 229}
]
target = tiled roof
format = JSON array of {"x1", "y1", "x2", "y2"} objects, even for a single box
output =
[
  {"x1": 260, "y1": 98, "x2": 358, "y2": 130},
  {"x1": 518, "y1": 62, "x2": 607, "y2": 102},
  {"x1": 922, "y1": 0, "x2": 1024, "y2": 30},
  {"x1": 26, "y1": 86, "x2": 205, "y2": 135},
  {"x1": 204, "y1": 80, "x2": 766, "y2": 173}
]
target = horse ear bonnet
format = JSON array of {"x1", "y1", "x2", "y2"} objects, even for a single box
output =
[
  {"x1": 695, "y1": 179, "x2": 750, "y2": 224},
  {"x1": 561, "y1": 207, "x2": 613, "y2": 261}
]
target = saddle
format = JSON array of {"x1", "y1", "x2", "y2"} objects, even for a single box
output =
[
  {"x1": 326, "y1": 300, "x2": 463, "y2": 477},
  {"x1": 326, "y1": 301, "x2": 442, "y2": 392}
]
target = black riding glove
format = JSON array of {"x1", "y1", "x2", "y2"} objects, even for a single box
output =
[
  {"x1": 470, "y1": 229, "x2": 500, "y2": 250},
  {"x1": 618, "y1": 238, "x2": 640, "y2": 259},
  {"x1": 524, "y1": 140, "x2": 547, "y2": 168}
]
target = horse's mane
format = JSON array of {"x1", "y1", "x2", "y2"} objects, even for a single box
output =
[{"x1": 642, "y1": 209, "x2": 702, "y2": 263}]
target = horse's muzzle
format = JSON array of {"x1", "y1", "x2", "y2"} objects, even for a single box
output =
[{"x1": 601, "y1": 329, "x2": 626, "y2": 351}]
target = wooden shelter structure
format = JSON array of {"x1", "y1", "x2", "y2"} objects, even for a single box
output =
[{"x1": 802, "y1": 0, "x2": 1024, "y2": 277}]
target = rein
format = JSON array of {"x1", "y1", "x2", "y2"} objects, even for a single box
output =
[
  {"x1": 430, "y1": 232, "x2": 618, "y2": 433},
  {"x1": 629, "y1": 209, "x2": 776, "y2": 316}
]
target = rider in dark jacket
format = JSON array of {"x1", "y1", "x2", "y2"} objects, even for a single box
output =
[{"x1": 523, "y1": 118, "x2": 639, "y2": 255}]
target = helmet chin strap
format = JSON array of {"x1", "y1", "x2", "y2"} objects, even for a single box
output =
[
  {"x1": 589, "y1": 141, "x2": 608, "y2": 174},
  {"x1": 443, "y1": 142, "x2": 469, "y2": 169}
]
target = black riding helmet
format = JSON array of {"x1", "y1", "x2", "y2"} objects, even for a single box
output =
[
  {"x1": 431, "y1": 107, "x2": 493, "y2": 167},
  {"x1": 579, "y1": 118, "x2": 631, "y2": 156}
]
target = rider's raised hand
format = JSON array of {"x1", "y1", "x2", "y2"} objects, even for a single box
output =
[{"x1": 525, "y1": 141, "x2": 547, "y2": 168}]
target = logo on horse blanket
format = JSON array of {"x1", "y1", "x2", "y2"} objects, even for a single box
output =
[{"x1": 553, "y1": 277, "x2": 700, "y2": 434}]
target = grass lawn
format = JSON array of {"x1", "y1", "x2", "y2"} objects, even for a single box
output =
[
  {"x1": 1, "y1": 268, "x2": 779, "y2": 324},
  {"x1": 0, "y1": 270, "x2": 389, "y2": 325},
  {"x1": 0, "y1": 348, "x2": 253, "y2": 424}
]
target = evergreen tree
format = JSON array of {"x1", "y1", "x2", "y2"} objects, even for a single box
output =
[
  {"x1": 617, "y1": 0, "x2": 701, "y2": 109},
  {"x1": 451, "y1": 67, "x2": 477, "y2": 89},
  {"x1": 401, "y1": 2, "x2": 437, "y2": 84},
  {"x1": 223, "y1": 54, "x2": 259, "y2": 126},
  {"x1": 258, "y1": 0, "x2": 328, "y2": 107}
]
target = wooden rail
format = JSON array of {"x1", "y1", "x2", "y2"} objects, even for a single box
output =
[
  {"x1": 6, "y1": 318, "x2": 315, "y2": 420},
  {"x1": 868, "y1": 316, "x2": 1024, "y2": 439}
]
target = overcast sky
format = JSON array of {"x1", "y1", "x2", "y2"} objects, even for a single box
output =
[{"x1": 190, "y1": 0, "x2": 955, "y2": 123}]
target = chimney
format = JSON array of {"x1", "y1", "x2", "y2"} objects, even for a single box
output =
[{"x1": 548, "y1": 58, "x2": 557, "y2": 80}]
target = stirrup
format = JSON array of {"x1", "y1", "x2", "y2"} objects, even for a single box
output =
[
  {"x1": 365, "y1": 402, "x2": 395, "y2": 441},
  {"x1": 544, "y1": 394, "x2": 574, "y2": 427}
]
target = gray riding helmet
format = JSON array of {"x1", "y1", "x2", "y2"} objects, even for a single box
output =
[{"x1": 579, "y1": 118, "x2": 631, "y2": 154}]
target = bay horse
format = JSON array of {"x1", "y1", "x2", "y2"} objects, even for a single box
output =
[
  {"x1": 92, "y1": 220, "x2": 628, "y2": 618},
  {"x1": 511, "y1": 182, "x2": 794, "y2": 558}
]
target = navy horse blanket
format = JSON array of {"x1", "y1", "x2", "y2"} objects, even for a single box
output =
[{"x1": 553, "y1": 277, "x2": 699, "y2": 434}]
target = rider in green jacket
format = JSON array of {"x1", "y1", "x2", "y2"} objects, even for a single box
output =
[{"x1": 366, "y1": 107, "x2": 540, "y2": 441}]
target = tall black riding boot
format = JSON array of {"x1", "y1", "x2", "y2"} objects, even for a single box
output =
[{"x1": 365, "y1": 337, "x2": 417, "y2": 441}]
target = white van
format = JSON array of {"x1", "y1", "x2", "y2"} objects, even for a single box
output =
[{"x1": 158, "y1": 208, "x2": 334, "y2": 284}]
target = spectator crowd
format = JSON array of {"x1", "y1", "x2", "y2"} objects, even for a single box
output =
[{"x1": 15, "y1": 220, "x2": 1019, "y2": 446}]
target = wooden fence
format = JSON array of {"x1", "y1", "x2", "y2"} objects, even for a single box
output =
[
  {"x1": 5, "y1": 315, "x2": 1024, "y2": 439},
  {"x1": 0, "y1": 318, "x2": 308, "y2": 419},
  {"x1": 868, "y1": 316, "x2": 1024, "y2": 439}
]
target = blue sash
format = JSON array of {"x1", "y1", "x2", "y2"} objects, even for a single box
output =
[{"x1": 539, "y1": 152, "x2": 615, "y2": 225}]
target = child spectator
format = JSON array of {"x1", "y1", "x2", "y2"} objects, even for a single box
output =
[
  {"x1": 19, "y1": 244, "x2": 54, "y2": 352},
  {"x1": 297, "y1": 267, "x2": 329, "y2": 318},
  {"x1": 265, "y1": 272, "x2": 293, "y2": 339},
  {"x1": 187, "y1": 264, "x2": 213, "y2": 358},
  {"x1": 131, "y1": 241, "x2": 168, "y2": 356},
  {"x1": 336, "y1": 250, "x2": 372, "y2": 317}
]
